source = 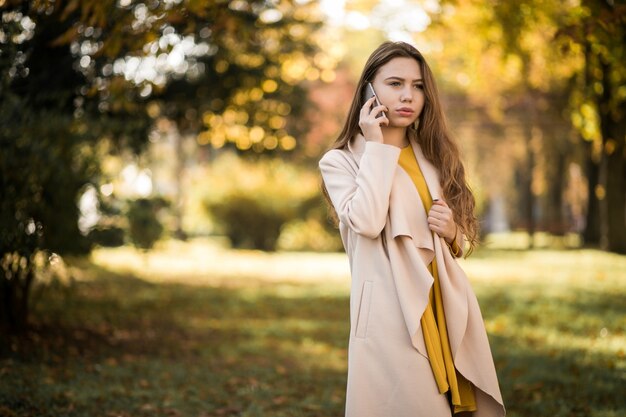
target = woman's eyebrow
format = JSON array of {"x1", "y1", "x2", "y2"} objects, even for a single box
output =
[{"x1": 384, "y1": 76, "x2": 423, "y2": 82}]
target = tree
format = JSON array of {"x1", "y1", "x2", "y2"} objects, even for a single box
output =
[
  {"x1": 427, "y1": 0, "x2": 625, "y2": 252},
  {"x1": 556, "y1": 1, "x2": 626, "y2": 253},
  {"x1": 0, "y1": 1, "x2": 150, "y2": 334},
  {"x1": 0, "y1": 0, "x2": 331, "y2": 334},
  {"x1": 418, "y1": 0, "x2": 578, "y2": 246}
]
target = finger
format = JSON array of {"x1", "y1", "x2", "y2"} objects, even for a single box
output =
[
  {"x1": 428, "y1": 224, "x2": 443, "y2": 235},
  {"x1": 430, "y1": 217, "x2": 453, "y2": 233},
  {"x1": 360, "y1": 97, "x2": 377, "y2": 114},
  {"x1": 363, "y1": 96, "x2": 377, "y2": 108},
  {"x1": 370, "y1": 104, "x2": 387, "y2": 117},
  {"x1": 360, "y1": 97, "x2": 376, "y2": 116},
  {"x1": 432, "y1": 199, "x2": 448, "y2": 208},
  {"x1": 428, "y1": 216, "x2": 444, "y2": 227},
  {"x1": 429, "y1": 207, "x2": 450, "y2": 219}
]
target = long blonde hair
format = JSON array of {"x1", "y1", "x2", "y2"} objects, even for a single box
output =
[{"x1": 322, "y1": 41, "x2": 479, "y2": 254}]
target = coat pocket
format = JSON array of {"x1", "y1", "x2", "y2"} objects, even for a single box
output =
[{"x1": 355, "y1": 281, "x2": 373, "y2": 339}]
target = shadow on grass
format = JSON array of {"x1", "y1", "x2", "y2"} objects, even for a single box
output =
[
  {"x1": 490, "y1": 333, "x2": 624, "y2": 417},
  {"x1": 477, "y1": 287, "x2": 625, "y2": 417},
  {"x1": 1, "y1": 256, "x2": 624, "y2": 417},
  {"x1": 1, "y1": 260, "x2": 350, "y2": 417}
]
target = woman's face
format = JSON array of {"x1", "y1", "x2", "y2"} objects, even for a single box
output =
[{"x1": 371, "y1": 57, "x2": 425, "y2": 128}]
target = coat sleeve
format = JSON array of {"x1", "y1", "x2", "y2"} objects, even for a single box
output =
[{"x1": 319, "y1": 142, "x2": 401, "y2": 239}]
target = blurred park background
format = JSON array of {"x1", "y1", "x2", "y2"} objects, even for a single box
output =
[{"x1": 0, "y1": 0, "x2": 625, "y2": 416}]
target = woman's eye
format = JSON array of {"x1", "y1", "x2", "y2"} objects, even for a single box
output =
[
  {"x1": 414, "y1": 84, "x2": 424, "y2": 89},
  {"x1": 390, "y1": 82, "x2": 401, "y2": 86}
]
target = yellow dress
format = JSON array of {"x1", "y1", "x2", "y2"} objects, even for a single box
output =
[{"x1": 398, "y1": 145, "x2": 477, "y2": 414}]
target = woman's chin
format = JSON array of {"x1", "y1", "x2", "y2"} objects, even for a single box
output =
[{"x1": 387, "y1": 118, "x2": 417, "y2": 128}]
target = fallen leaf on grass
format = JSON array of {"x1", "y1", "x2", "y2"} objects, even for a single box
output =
[
  {"x1": 513, "y1": 381, "x2": 544, "y2": 391},
  {"x1": 272, "y1": 396, "x2": 288, "y2": 405},
  {"x1": 214, "y1": 406, "x2": 242, "y2": 416},
  {"x1": 139, "y1": 404, "x2": 155, "y2": 412},
  {"x1": 0, "y1": 405, "x2": 17, "y2": 417}
]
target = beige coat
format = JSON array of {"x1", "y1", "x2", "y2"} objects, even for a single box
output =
[{"x1": 319, "y1": 133, "x2": 505, "y2": 417}]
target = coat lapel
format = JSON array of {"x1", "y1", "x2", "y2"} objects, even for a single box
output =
[
  {"x1": 348, "y1": 132, "x2": 439, "y2": 261},
  {"x1": 348, "y1": 132, "x2": 442, "y2": 203}
]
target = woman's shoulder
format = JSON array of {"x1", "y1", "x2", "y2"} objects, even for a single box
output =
[
  {"x1": 318, "y1": 146, "x2": 361, "y2": 180},
  {"x1": 318, "y1": 146, "x2": 352, "y2": 167}
]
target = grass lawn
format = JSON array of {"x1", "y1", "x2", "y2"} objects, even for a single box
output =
[{"x1": 1, "y1": 238, "x2": 625, "y2": 417}]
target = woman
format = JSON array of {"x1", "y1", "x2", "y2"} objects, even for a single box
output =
[{"x1": 319, "y1": 42, "x2": 505, "y2": 417}]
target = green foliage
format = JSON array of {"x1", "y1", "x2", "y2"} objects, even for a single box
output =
[
  {"x1": 126, "y1": 198, "x2": 165, "y2": 251},
  {"x1": 0, "y1": 40, "x2": 92, "y2": 332},
  {"x1": 0, "y1": 0, "x2": 151, "y2": 333}
]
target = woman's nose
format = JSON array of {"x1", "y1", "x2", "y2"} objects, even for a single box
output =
[{"x1": 400, "y1": 88, "x2": 412, "y2": 102}]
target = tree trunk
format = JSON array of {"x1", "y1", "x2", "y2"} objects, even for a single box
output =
[
  {"x1": 583, "y1": 140, "x2": 601, "y2": 246},
  {"x1": 521, "y1": 109, "x2": 535, "y2": 249},
  {"x1": 546, "y1": 151, "x2": 566, "y2": 235},
  {"x1": 596, "y1": 61, "x2": 626, "y2": 253},
  {"x1": 604, "y1": 111, "x2": 626, "y2": 253},
  {"x1": 0, "y1": 258, "x2": 33, "y2": 335},
  {"x1": 172, "y1": 129, "x2": 187, "y2": 241}
]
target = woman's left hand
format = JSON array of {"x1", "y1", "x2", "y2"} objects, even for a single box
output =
[{"x1": 428, "y1": 200, "x2": 457, "y2": 242}]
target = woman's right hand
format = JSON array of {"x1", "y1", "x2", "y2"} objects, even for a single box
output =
[{"x1": 359, "y1": 96, "x2": 389, "y2": 143}]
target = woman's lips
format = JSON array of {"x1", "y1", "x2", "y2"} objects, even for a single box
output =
[{"x1": 396, "y1": 108, "x2": 414, "y2": 117}]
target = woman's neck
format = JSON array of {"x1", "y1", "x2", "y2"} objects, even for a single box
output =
[{"x1": 381, "y1": 126, "x2": 409, "y2": 148}]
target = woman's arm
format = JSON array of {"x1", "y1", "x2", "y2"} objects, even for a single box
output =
[{"x1": 319, "y1": 142, "x2": 400, "y2": 239}]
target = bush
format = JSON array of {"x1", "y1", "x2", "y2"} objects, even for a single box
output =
[
  {"x1": 127, "y1": 198, "x2": 165, "y2": 250},
  {"x1": 87, "y1": 226, "x2": 125, "y2": 247},
  {"x1": 211, "y1": 194, "x2": 295, "y2": 251},
  {"x1": 277, "y1": 218, "x2": 343, "y2": 252},
  {"x1": 200, "y1": 152, "x2": 344, "y2": 252},
  {"x1": 276, "y1": 193, "x2": 343, "y2": 252},
  {"x1": 204, "y1": 153, "x2": 323, "y2": 251}
]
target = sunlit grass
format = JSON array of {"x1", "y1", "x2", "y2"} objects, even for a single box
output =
[
  {"x1": 1, "y1": 237, "x2": 624, "y2": 417},
  {"x1": 88, "y1": 238, "x2": 350, "y2": 288}
]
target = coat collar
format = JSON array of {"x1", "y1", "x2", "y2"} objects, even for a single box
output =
[
  {"x1": 346, "y1": 132, "x2": 367, "y2": 158},
  {"x1": 348, "y1": 131, "x2": 442, "y2": 200}
]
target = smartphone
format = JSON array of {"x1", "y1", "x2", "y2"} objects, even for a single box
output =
[{"x1": 362, "y1": 82, "x2": 386, "y2": 118}]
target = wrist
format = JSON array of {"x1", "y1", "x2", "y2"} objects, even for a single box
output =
[
  {"x1": 445, "y1": 225, "x2": 458, "y2": 243},
  {"x1": 364, "y1": 136, "x2": 383, "y2": 144}
]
